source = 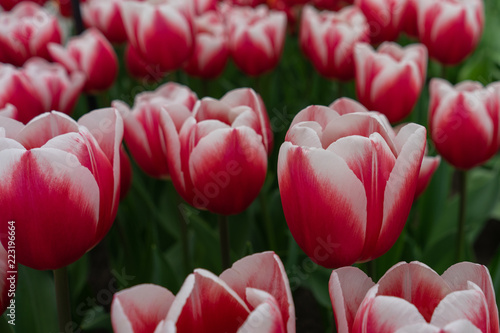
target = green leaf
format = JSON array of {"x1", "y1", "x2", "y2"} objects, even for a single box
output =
[{"x1": 0, "y1": 314, "x2": 15, "y2": 333}]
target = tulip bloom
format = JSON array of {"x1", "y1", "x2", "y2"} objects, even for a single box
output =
[
  {"x1": 164, "y1": 88, "x2": 272, "y2": 215},
  {"x1": 0, "y1": 2, "x2": 62, "y2": 66},
  {"x1": 226, "y1": 5, "x2": 287, "y2": 76},
  {"x1": 354, "y1": 0, "x2": 407, "y2": 44},
  {"x1": 278, "y1": 104, "x2": 426, "y2": 268},
  {"x1": 81, "y1": 0, "x2": 128, "y2": 43},
  {"x1": 0, "y1": 109, "x2": 123, "y2": 270},
  {"x1": 57, "y1": 0, "x2": 87, "y2": 17},
  {"x1": 183, "y1": 11, "x2": 229, "y2": 79},
  {"x1": 111, "y1": 252, "x2": 295, "y2": 332},
  {"x1": 417, "y1": 0, "x2": 484, "y2": 65},
  {"x1": 48, "y1": 28, "x2": 118, "y2": 93},
  {"x1": 124, "y1": 43, "x2": 165, "y2": 82},
  {"x1": 300, "y1": 5, "x2": 369, "y2": 81},
  {"x1": 429, "y1": 79, "x2": 500, "y2": 170},
  {"x1": 120, "y1": 0, "x2": 194, "y2": 72},
  {"x1": 113, "y1": 82, "x2": 198, "y2": 179},
  {"x1": 329, "y1": 261, "x2": 499, "y2": 333},
  {"x1": 354, "y1": 42, "x2": 427, "y2": 123},
  {"x1": 0, "y1": 59, "x2": 85, "y2": 124}
]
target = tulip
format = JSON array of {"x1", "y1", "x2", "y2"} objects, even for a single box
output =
[
  {"x1": 113, "y1": 82, "x2": 198, "y2": 179},
  {"x1": 226, "y1": 5, "x2": 287, "y2": 76},
  {"x1": 278, "y1": 103, "x2": 426, "y2": 268},
  {"x1": 0, "y1": 104, "x2": 17, "y2": 120},
  {"x1": 48, "y1": 28, "x2": 118, "y2": 93},
  {"x1": 313, "y1": 0, "x2": 354, "y2": 11},
  {"x1": 111, "y1": 251, "x2": 296, "y2": 332},
  {"x1": 57, "y1": 0, "x2": 87, "y2": 17},
  {"x1": 0, "y1": 109, "x2": 123, "y2": 270},
  {"x1": 300, "y1": 5, "x2": 369, "y2": 81},
  {"x1": 190, "y1": 0, "x2": 217, "y2": 15},
  {"x1": 354, "y1": 0, "x2": 407, "y2": 44},
  {"x1": 329, "y1": 261, "x2": 499, "y2": 333},
  {"x1": 183, "y1": 11, "x2": 229, "y2": 79},
  {"x1": 164, "y1": 88, "x2": 272, "y2": 215},
  {"x1": 0, "y1": 0, "x2": 47, "y2": 11},
  {"x1": 417, "y1": 0, "x2": 484, "y2": 65},
  {"x1": 0, "y1": 243, "x2": 15, "y2": 315},
  {"x1": 429, "y1": 79, "x2": 500, "y2": 170},
  {"x1": 120, "y1": 0, "x2": 194, "y2": 72},
  {"x1": 0, "y1": 2, "x2": 62, "y2": 66},
  {"x1": 354, "y1": 42, "x2": 427, "y2": 123},
  {"x1": 81, "y1": 0, "x2": 128, "y2": 43},
  {"x1": 124, "y1": 43, "x2": 165, "y2": 82},
  {"x1": 0, "y1": 59, "x2": 85, "y2": 124},
  {"x1": 401, "y1": 0, "x2": 418, "y2": 37},
  {"x1": 415, "y1": 154, "x2": 440, "y2": 198}
]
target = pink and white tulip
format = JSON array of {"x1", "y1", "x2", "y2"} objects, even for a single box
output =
[
  {"x1": 49, "y1": 28, "x2": 118, "y2": 93},
  {"x1": 0, "y1": 59, "x2": 85, "y2": 124},
  {"x1": 278, "y1": 102, "x2": 426, "y2": 268},
  {"x1": 113, "y1": 82, "x2": 198, "y2": 179},
  {"x1": 0, "y1": 109, "x2": 123, "y2": 270},
  {"x1": 164, "y1": 88, "x2": 272, "y2": 215},
  {"x1": 0, "y1": 2, "x2": 62, "y2": 66},
  {"x1": 124, "y1": 43, "x2": 165, "y2": 82},
  {"x1": 81, "y1": 0, "x2": 129, "y2": 43},
  {"x1": 120, "y1": 0, "x2": 194, "y2": 72},
  {"x1": 417, "y1": 0, "x2": 484, "y2": 65},
  {"x1": 354, "y1": 0, "x2": 407, "y2": 44},
  {"x1": 111, "y1": 251, "x2": 295, "y2": 332},
  {"x1": 300, "y1": 5, "x2": 369, "y2": 81},
  {"x1": 354, "y1": 42, "x2": 427, "y2": 123},
  {"x1": 329, "y1": 261, "x2": 499, "y2": 333},
  {"x1": 429, "y1": 79, "x2": 500, "y2": 170},
  {"x1": 226, "y1": 5, "x2": 287, "y2": 76},
  {"x1": 183, "y1": 11, "x2": 229, "y2": 79}
]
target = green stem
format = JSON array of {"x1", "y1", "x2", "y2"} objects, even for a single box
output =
[
  {"x1": 362, "y1": 260, "x2": 376, "y2": 280},
  {"x1": 54, "y1": 267, "x2": 73, "y2": 333},
  {"x1": 201, "y1": 79, "x2": 209, "y2": 97},
  {"x1": 218, "y1": 215, "x2": 231, "y2": 270},
  {"x1": 259, "y1": 193, "x2": 277, "y2": 251},
  {"x1": 456, "y1": 170, "x2": 467, "y2": 262}
]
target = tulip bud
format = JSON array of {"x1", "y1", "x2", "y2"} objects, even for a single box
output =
[{"x1": 81, "y1": 0, "x2": 128, "y2": 43}]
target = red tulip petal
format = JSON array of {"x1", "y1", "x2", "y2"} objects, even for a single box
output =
[
  {"x1": 112, "y1": 284, "x2": 175, "y2": 333},
  {"x1": 329, "y1": 266, "x2": 375, "y2": 333},
  {"x1": 0, "y1": 148, "x2": 99, "y2": 270},
  {"x1": 415, "y1": 155, "x2": 440, "y2": 198},
  {"x1": 442, "y1": 262, "x2": 499, "y2": 333},
  {"x1": 220, "y1": 251, "x2": 295, "y2": 332},
  {"x1": 166, "y1": 269, "x2": 250, "y2": 332}
]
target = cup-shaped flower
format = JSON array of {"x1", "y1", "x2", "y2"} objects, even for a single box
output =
[
  {"x1": 354, "y1": 0, "x2": 407, "y2": 44},
  {"x1": 124, "y1": 43, "x2": 165, "y2": 82},
  {"x1": 113, "y1": 82, "x2": 198, "y2": 179},
  {"x1": 417, "y1": 0, "x2": 484, "y2": 65},
  {"x1": 0, "y1": 243, "x2": 15, "y2": 315},
  {"x1": 0, "y1": 59, "x2": 85, "y2": 124},
  {"x1": 111, "y1": 251, "x2": 295, "y2": 332},
  {"x1": 164, "y1": 88, "x2": 272, "y2": 215},
  {"x1": 0, "y1": 2, "x2": 62, "y2": 66},
  {"x1": 226, "y1": 5, "x2": 287, "y2": 76},
  {"x1": 401, "y1": 0, "x2": 418, "y2": 37},
  {"x1": 0, "y1": 109, "x2": 123, "y2": 270},
  {"x1": 48, "y1": 28, "x2": 118, "y2": 93},
  {"x1": 278, "y1": 104, "x2": 426, "y2": 268},
  {"x1": 354, "y1": 42, "x2": 427, "y2": 123},
  {"x1": 429, "y1": 79, "x2": 500, "y2": 170},
  {"x1": 120, "y1": 0, "x2": 194, "y2": 72},
  {"x1": 329, "y1": 261, "x2": 499, "y2": 333},
  {"x1": 183, "y1": 11, "x2": 229, "y2": 79},
  {"x1": 300, "y1": 5, "x2": 369, "y2": 81},
  {"x1": 82, "y1": 0, "x2": 128, "y2": 43}
]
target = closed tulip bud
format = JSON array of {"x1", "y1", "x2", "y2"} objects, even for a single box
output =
[
  {"x1": 113, "y1": 82, "x2": 198, "y2": 179},
  {"x1": 0, "y1": 0, "x2": 47, "y2": 11},
  {"x1": 300, "y1": 5, "x2": 369, "y2": 81},
  {"x1": 429, "y1": 79, "x2": 500, "y2": 170},
  {"x1": 165, "y1": 88, "x2": 272, "y2": 215},
  {"x1": 354, "y1": 0, "x2": 407, "y2": 44},
  {"x1": 278, "y1": 104, "x2": 426, "y2": 268},
  {"x1": 183, "y1": 11, "x2": 229, "y2": 79},
  {"x1": 417, "y1": 0, "x2": 484, "y2": 65},
  {"x1": 401, "y1": 0, "x2": 418, "y2": 37},
  {"x1": 0, "y1": 2, "x2": 62, "y2": 66},
  {"x1": 0, "y1": 59, "x2": 85, "y2": 124},
  {"x1": 226, "y1": 5, "x2": 287, "y2": 76},
  {"x1": 120, "y1": 0, "x2": 194, "y2": 72},
  {"x1": 0, "y1": 109, "x2": 123, "y2": 270},
  {"x1": 330, "y1": 261, "x2": 499, "y2": 333},
  {"x1": 111, "y1": 252, "x2": 295, "y2": 332},
  {"x1": 81, "y1": 0, "x2": 128, "y2": 43},
  {"x1": 48, "y1": 28, "x2": 118, "y2": 93},
  {"x1": 124, "y1": 43, "x2": 165, "y2": 82},
  {"x1": 354, "y1": 42, "x2": 427, "y2": 123}
]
